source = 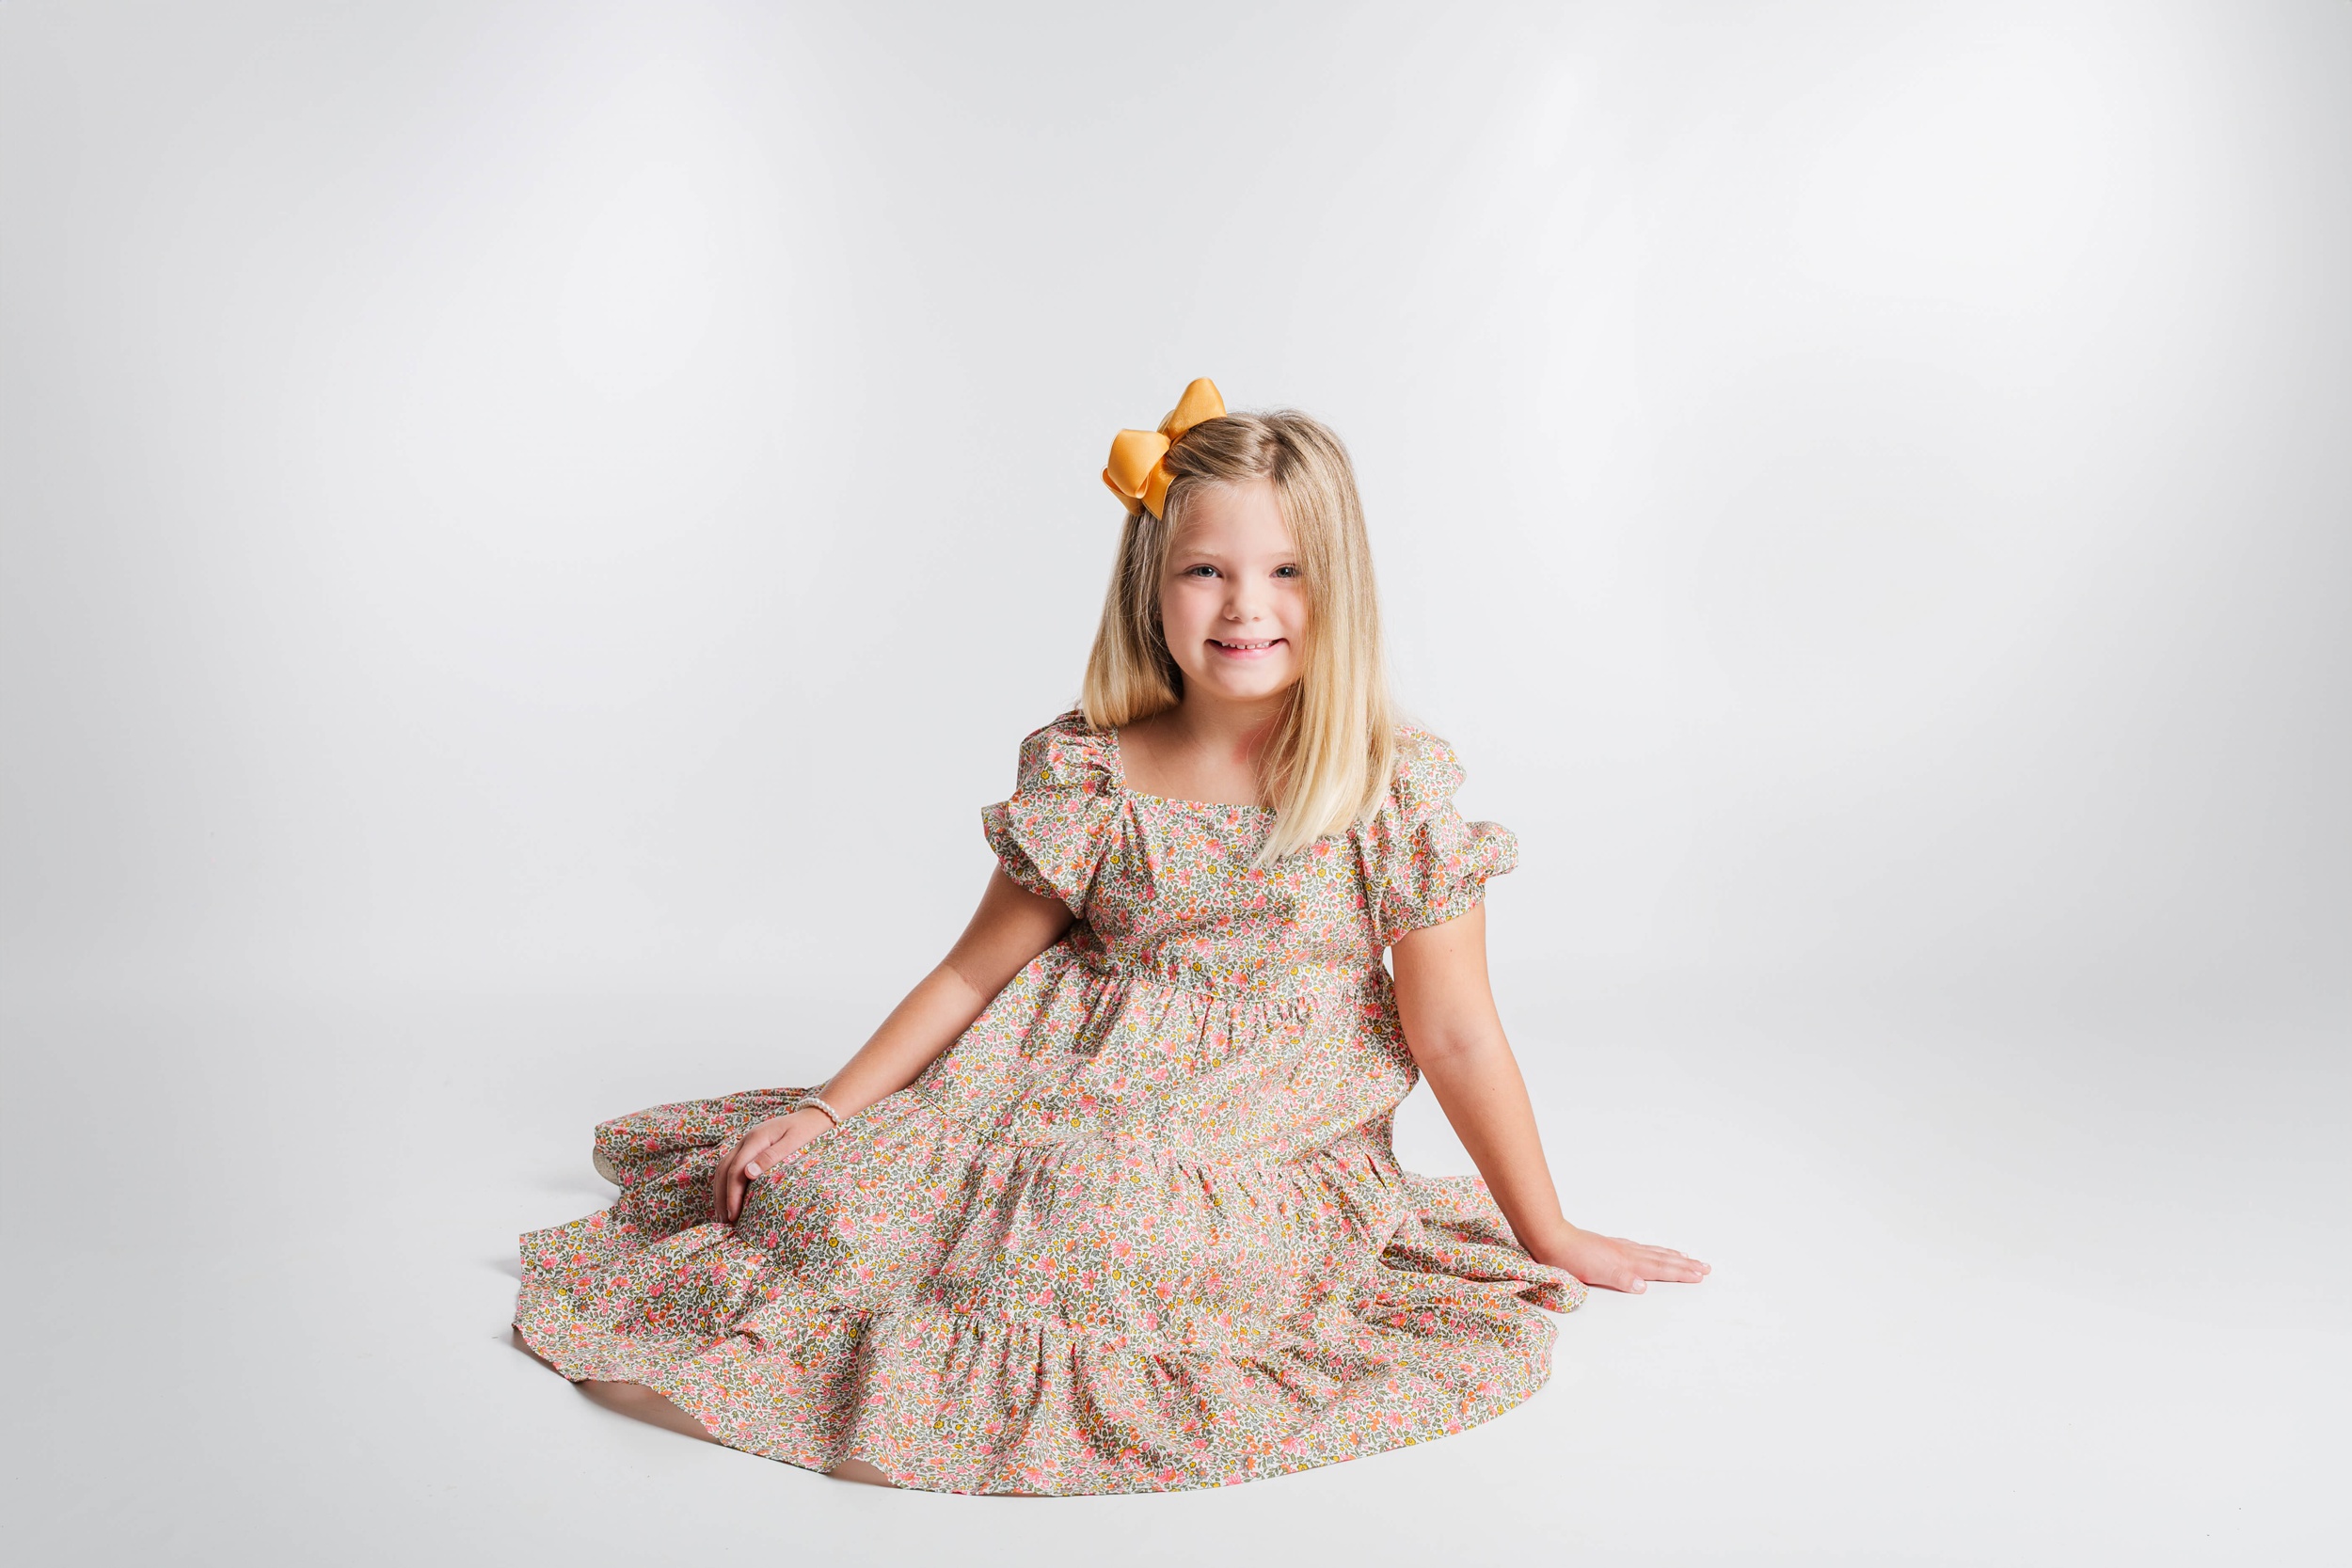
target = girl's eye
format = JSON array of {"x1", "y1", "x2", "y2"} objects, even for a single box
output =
[
  {"x1": 1273, "y1": 565, "x2": 1300, "y2": 578},
  {"x1": 1182, "y1": 564, "x2": 1219, "y2": 578}
]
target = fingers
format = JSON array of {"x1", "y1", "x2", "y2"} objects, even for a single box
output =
[
  {"x1": 1587, "y1": 1238, "x2": 1712, "y2": 1291},
  {"x1": 711, "y1": 1123, "x2": 785, "y2": 1222},
  {"x1": 1637, "y1": 1243, "x2": 1711, "y2": 1283},
  {"x1": 724, "y1": 1118, "x2": 818, "y2": 1220},
  {"x1": 707, "y1": 1149, "x2": 737, "y2": 1222},
  {"x1": 727, "y1": 1136, "x2": 776, "y2": 1221},
  {"x1": 707, "y1": 1111, "x2": 838, "y2": 1223},
  {"x1": 710, "y1": 1140, "x2": 745, "y2": 1218}
]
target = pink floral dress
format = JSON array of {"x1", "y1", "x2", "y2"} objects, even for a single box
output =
[{"x1": 514, "y1": 710, "x2": 1584, "y2": 1494}]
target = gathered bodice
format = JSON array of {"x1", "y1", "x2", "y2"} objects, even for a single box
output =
[
  {"x1": 981, "y1": 711, "x2": 1516, "y2": 999},
  {"x1": 908, "y1": 711, "x2": 1520, "y2": 1164}
]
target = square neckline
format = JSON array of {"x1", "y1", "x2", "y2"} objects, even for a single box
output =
[{"x1": 1104, "y1": 724, "x2": 1278, "y2": 815}]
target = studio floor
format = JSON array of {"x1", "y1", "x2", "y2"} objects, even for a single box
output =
[{"x1": 6, "y1": 977, "x2": 2344, "y2": 1565}]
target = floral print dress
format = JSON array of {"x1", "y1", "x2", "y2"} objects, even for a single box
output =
[{"x1": 514, "y1": 710, "x2": 1584, "y2": 1494}]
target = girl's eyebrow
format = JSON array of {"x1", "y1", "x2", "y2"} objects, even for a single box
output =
[{"x1": 1168, "y1": 544, "x2": 1297, "y2": 561}]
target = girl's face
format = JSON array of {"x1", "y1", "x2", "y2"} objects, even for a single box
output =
[{"x1": 1159, "y1": 478, "x2": 1308, "y2": 708}]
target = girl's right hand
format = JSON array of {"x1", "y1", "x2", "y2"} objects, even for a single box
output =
[{"x1": 710, "y1": 1107, "x2": 834, "y2": 1223}]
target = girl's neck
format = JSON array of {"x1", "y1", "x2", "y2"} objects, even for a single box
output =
[
  {"x1": 1164, "y1": 691, "x2": 1289, "y2": 771},
  {"x1": 1118, "y1": 689, "x2": 1294, "y2": 807}
]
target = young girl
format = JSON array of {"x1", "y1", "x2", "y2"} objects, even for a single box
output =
[{"x1": 514, "y1": 378, "x2": 1707, "y2": 1496}]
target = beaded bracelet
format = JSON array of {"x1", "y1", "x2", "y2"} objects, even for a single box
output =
[{"x1": 787, "y1": 1094, "x2": 841, "y2": 1128}]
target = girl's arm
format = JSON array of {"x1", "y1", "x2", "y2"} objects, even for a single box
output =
[
  {"x1": 712, "y1": 868, "x2": 1073, "y2": 1221},
  {"x1": 1390, "y1": 904, "x2": 1709, "y2": 1292}
]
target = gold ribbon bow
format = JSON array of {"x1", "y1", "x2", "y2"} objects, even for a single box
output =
[{"x1": 1102, "y1": 377, "x2": 1226, "y2": 517}]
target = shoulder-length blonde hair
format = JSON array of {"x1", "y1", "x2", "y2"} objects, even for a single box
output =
[{"x1": 1080, "y1": 408, "x2": 1396, "y2": 863}]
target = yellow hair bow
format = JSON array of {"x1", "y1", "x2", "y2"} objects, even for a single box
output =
[{"x1": 1102, "y1": 377, "x2": 1226, "y2": 517}]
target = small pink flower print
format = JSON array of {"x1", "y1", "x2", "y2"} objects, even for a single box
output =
[{"x1": 514, "y1": 713, "x2": 1547, "y2": 1495}]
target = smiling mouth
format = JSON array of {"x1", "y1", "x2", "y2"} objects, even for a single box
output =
[{"x1": 1209, "y1": 638, "x2": 1285, "y2": 657}]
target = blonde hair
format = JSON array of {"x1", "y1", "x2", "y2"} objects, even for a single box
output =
[{"x1": 1080, "y1": 408, "x2": 1397, "y2": 863}]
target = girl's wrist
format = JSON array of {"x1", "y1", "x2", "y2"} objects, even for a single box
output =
[{"x1": 1522, "y1": 1218, "x2": 1584, "y2": 1268}]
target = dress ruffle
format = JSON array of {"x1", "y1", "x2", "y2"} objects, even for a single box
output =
[
  {"x1": 1360, "y1": 727, "x2": 1520, "y2": 946},
  {"x1": 978, "y1": 718, "x2": 1120, "y2": 915}
]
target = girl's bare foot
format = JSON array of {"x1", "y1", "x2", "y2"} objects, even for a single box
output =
[
  {"x1": 830, "y1": 1457, "x2": 898, "y2": 1487},
  {"x1": 512, "y1": 1329, "x2": 721, "y2": 1443},
  {"x1": 577, "y1": 1378, "x2": 717, "y2": 1442}
]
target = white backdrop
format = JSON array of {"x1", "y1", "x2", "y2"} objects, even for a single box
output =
[
  {"x1": 3, "y1": 3, "x2": 2346, "y2": 1564},
  {"x1": 7, "y1": 0, "x2": 2344, "y2": 1006}
]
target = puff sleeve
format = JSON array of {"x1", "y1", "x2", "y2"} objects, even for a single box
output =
[
  {"x1": 978, "y1": 711, "x2": 1120, "y2": 918},
  {"x1": 1362, "y1": 727, "x2": 1520, "y2": 947}
]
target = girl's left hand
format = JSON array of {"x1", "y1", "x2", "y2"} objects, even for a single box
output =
[{"x1": 1539, "y1": 1227, "x2": 1711, "y2": 1293}]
